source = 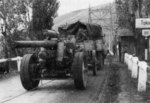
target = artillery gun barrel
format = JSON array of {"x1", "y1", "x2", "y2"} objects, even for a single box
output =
[{"x1": 14, "y1": 40, "x2": 57, "y2": 48}]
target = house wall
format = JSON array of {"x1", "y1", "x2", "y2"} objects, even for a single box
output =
[{"x1": 119, "y1": 36, "x2": 135, "y2": 62}]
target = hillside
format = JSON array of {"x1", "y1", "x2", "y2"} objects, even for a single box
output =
[
  {"x1": 53, "y1": 3, "x2": 117, "y2": 50},
  {"x1": 53, "y1": 9, "x2": 88, "y2": 30}
]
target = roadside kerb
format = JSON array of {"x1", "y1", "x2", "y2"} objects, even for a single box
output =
[{"x1": 124, "y1": 53, "x2": 149, "y2": 92}]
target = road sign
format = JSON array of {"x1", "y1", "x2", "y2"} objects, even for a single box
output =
[
  {"x1": 142, "y1": 29, "x2": 150, "y2": 36},
  {"x1": 136, "y1": 18, "x2": 150, "y2": 28}
]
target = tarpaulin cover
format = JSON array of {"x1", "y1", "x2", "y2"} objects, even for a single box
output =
[{"x1": 58, "y1": 21, "x2": 103, "y2": 40}]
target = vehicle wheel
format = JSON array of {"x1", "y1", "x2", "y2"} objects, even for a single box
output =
[
  {"x1": 20, "y1": 54, "x2": 39, "y2": 90},
  {"x1": 96, "y1": 51, "x2": 104, "y2": 70},
  {"x1": 92, "y1": 50, "x2": 97, "y2": 76},
  {"x1": 99, "y1": 54, "x2": 104, "y2": 69},
  {"x1": 72, "y1": 52, "x2": 88, "y2": 89}
]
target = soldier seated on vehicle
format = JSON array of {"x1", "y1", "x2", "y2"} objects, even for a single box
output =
[
  {"x1": 76, "y1": 28, "x2": 88, "y2": 42},
  {"x1": 43, "y1": 29, "x2": 58, "y2": 40}
]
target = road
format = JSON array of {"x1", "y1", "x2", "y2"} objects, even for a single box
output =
[
  {"x1": 1, "y1": 56, "x2": 149, "y2": 103},
  {"x1": 0, "y1": 65, "x2": 108, "y2": 103}
]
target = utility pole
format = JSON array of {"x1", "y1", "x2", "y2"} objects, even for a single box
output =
[
  {"x1": 88, "y1": 5, "x2": 92, "y2": 23},
  {"x1": 88, "y1": 3, "x2": 116, "y2": 51},
  {"x1": 109, "y1": 4, "x2": 113, "y2": 51}
]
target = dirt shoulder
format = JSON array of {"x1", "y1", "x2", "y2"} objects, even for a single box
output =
[
  {"x1": 102, "y1": 56, "x2": 150, "y2": 103},
  {"x1": 102, "y1": 59, "x2": 120, "y2": 103}
]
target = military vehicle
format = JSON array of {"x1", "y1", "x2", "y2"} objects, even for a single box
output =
[{"x1": 14, "y1": 21, "x2": 106, "y2": 91}]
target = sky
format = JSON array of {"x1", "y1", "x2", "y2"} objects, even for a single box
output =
[{"x1": 57, "y1": 0, "x2": 114, "y2": 16}]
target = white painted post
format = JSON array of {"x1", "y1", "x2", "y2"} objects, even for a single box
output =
[
  {"x1": 138, "y1": 61, "x2": 148, "y2": 92},
  {"x1": 16, "y1": 56, "x2": 22, "y2": 72},
  {"x1": 130, "y1": 55, "x2": 133, "y2": 71},
  {"x1": 124, "y1": 53, "x2": 128, "y2": 64},
  {"x1": 127, "y1": 54, "x2": 130, "y2": 70},
  {"x1": 128, "y1": 55, "x2": 133, "y2": 71},
  {"x1": 131, "y1": 57, "x2": 139, "y2": 78},
  {"x1": 145, "y1": 49, "x2": 148, "y2": 61},
  {"x1": 149, "y1": 38, "x2": 150, "y2": 61}
]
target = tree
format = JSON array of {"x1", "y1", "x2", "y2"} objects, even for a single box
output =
[
  {"x1": 31, "y1": 0, "x2": 59, "y2": 39},
  {"x1": 115, "y1": 0, "x2": 134, "y2": 31},
  {"x1": 115, "y1": 0, "x2": 150, "y2": 60},
  {"x1": 0, "y1": 0, "x2": 30, "y2": 72},
  {"x1": 0, "y1": 0, "x2": 59, "y2": 71},
  {"x1": 143, "y1": 0, "x2": 150, "y2": 17}
]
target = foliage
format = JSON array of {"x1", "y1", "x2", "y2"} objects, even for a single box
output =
[
  {"x1": 115, "y1": 0, "x2": 150, "y2": 30},
  {"x1": 0, "y1": 0, "x2": 59, "y2": 70},
  {"x1": 115, "y1": 0, "x2": 150, "y2": 60},
  {"x1": 31, "y1": 0, "x2": 59, "y2": 31},
  {"x1": 0, "y1": 0, "x2": 26, "y2": 32},
  {"x1": 115, "y1": 0, "x2": 136, "y2": 31},
  {"x1": 0, "y1": 0, "x2": 59, "y2": 53},
  {"x1": 143, "y1": 0, "x2": 150, "y2": 17},
  {"x1": 0, "y1": 0, "x2": 29, "y2": 58}
]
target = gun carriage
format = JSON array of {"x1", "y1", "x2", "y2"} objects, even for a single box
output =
[{"x1": 14, "y1": 21, "x2": 106, "y2": 91}]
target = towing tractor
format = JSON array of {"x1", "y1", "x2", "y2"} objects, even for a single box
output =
[{"x1": 59, "y1": 21, "x2": 107, "y2": 76}]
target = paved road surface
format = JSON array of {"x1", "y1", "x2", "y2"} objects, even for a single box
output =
[{"x1": 0, "y1": 65, "x2": 108, "y2": 103}]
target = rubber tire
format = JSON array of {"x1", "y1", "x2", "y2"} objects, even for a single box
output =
[
  {"x1": 72, "y1": 52, "x2": 88, "y2": 90},
  {"x1": 92, "y1": 51, "x2": 97, "y2": 76},
  {"x1": 96, "y1": 51, "x2": 104, "y2": 70},
  {"x1": 20, "y1": 54, "x2": 39, "y2": 91},
  {"x1": 99, "y1": 54, "x2": 104, "y2": 70}
]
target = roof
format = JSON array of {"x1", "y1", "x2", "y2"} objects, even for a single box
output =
[{"x1": 58, "y1": 21, "x2": 103, "y2": 40}]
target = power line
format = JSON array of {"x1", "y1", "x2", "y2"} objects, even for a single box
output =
[{"x1": 88, "y1": 3, "x2": 117, "y2": 50}]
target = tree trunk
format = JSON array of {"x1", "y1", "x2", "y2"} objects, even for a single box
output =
[
  {"x1": 3, "y1": 32, "x2": 17, "y2": 72},
  {"x1": 135, "y1": 0, "x2": 145, "y2": 60},
  {"x1": 4, "y1": 46, "x2": 9, "y2": 73}
]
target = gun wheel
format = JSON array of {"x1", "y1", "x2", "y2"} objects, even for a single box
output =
[
  {"x1": 100, "y1": 54, "x2": 104, "y2": 69},
  {"x1": 92, "y1": 50, "x2": 97, "y2": 76},
  {"x1": 20, "y1": 54, "x2": 39, "y2": 90},
  {"x1": 96, "y1": 51, "x2": 104, "y2": 70},
  {"x1": 72, "y1": 52, "x2": 88, "y2": 89}
]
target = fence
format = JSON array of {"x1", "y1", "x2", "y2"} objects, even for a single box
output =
[
  {"x1": 0, "y1": 56, "x2": 22, "y2": 72},
  {"x1": 124, "y1": 53, "x2": 150, "y2": 92}
]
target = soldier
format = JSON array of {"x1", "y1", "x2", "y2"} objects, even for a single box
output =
[
  {"x1": 76, "y1": 28, "x2": 88, "y2": 42},
  {"x1": 113, "y1": 45, "x2": 116, "y2": 56}
]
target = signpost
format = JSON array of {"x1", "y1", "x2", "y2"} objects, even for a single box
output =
[
  {"x1": 136, "y1": 18, "x2": 150, "y2": 61},
  {"x1": 142, "y1": 30, "x2": 149, "y2": 61},
  {"x1": 136, "y1": 18, "x2": 150, "y2": 28},
  {"x1": 142, "y1": 29, "x2": 150, "y2": 37}
]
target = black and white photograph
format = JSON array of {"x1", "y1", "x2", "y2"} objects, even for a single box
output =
[{"x1": 0, "y1": 0, "x2": 150, "y2": 103}]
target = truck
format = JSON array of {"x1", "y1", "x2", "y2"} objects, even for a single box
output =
[{"x1": 58, "y1": 21, "x2": 107, "y2": 75}]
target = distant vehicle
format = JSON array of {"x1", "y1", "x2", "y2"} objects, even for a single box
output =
[{"x1": 59, "y1": 21, "x2": 107, "y2": 75}]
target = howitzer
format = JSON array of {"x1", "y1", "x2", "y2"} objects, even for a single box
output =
[
  {"x1": 14, "y1": 21, "x2": 107, "y2": 91},
  {"x1": 15, "y1": 30, "x2": 88, "y2": 91}
]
